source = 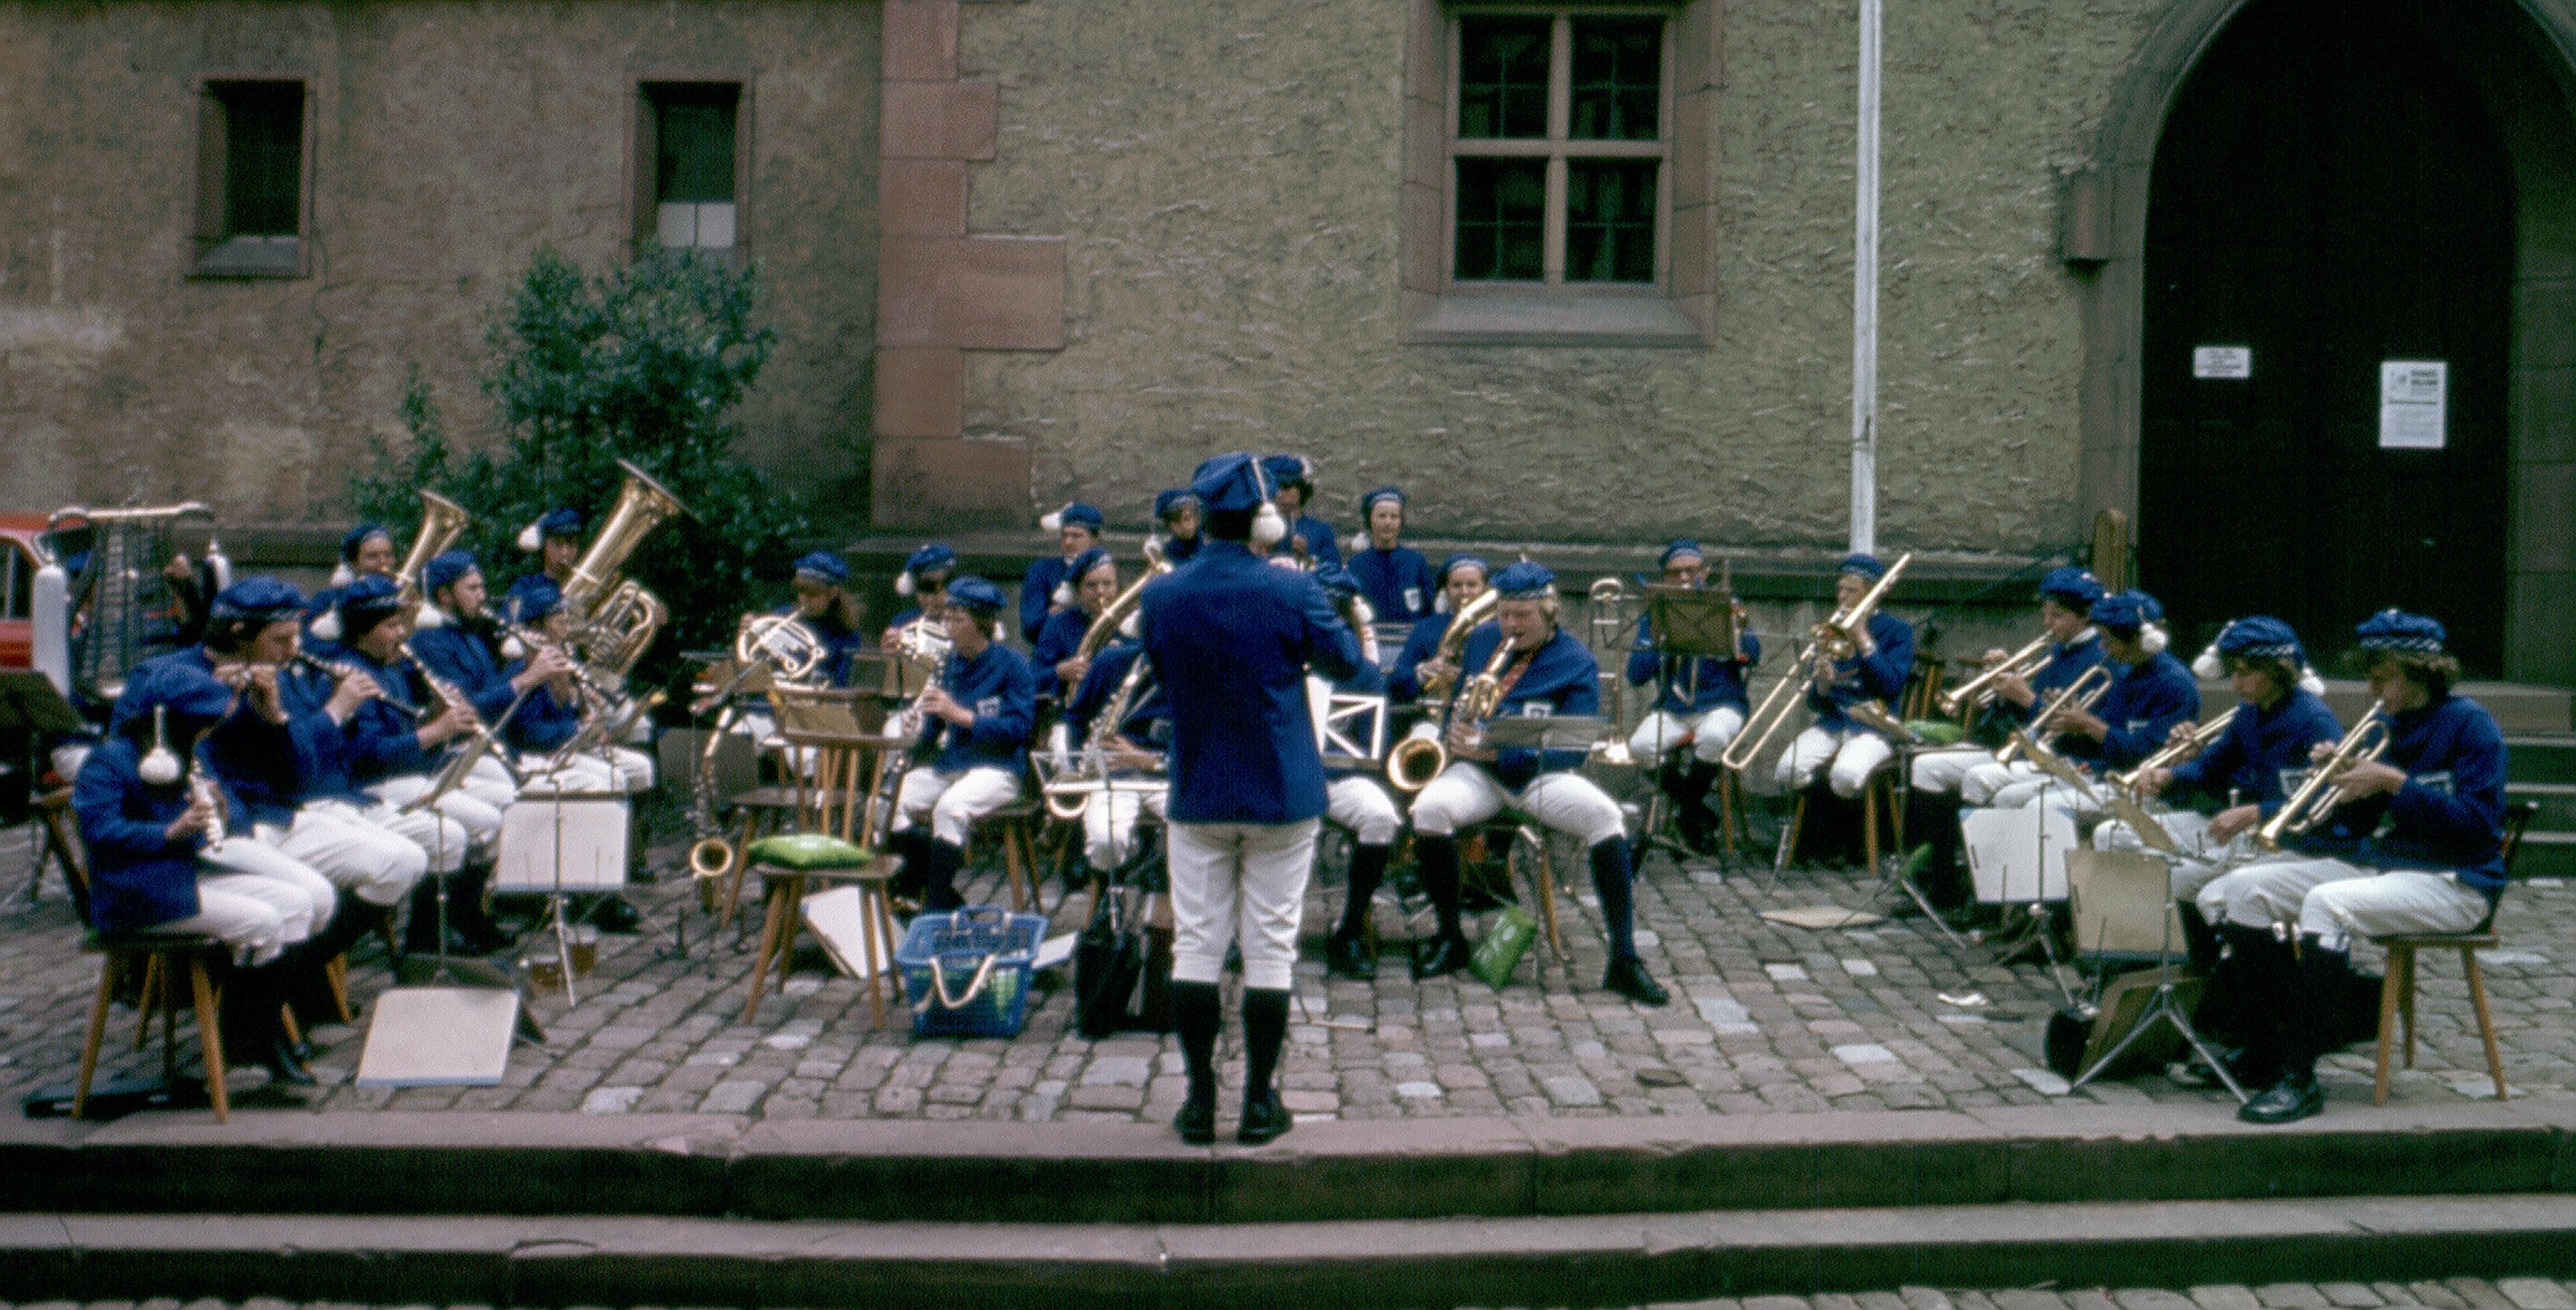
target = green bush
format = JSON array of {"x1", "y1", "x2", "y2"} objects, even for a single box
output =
[{"x1": 354, "y1": 247, "x2": 806, "y2": 702}]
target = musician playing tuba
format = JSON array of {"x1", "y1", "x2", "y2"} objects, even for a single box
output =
[
  {"x1": 2195, "y1": 610, "x2": 2508, "y2": 1125},
  {"x1": 1311, "y1": 565, "x2": 1408, "y2": 981},
  {"x1": 1624, "y1": 540, "x2": 1758, "y2": 855},
  {"x1": 1031, "y1": 545, "x2": 1120, "y2": 699},
  {"x1": 883, "y1": 577, "x2": 1035, "y2": 914},
  {"x1": 1776, "y1": 554, "x2": 1917, "y2": 801},
  {"x1": 1403, "y1": 563, "x2": 1668, "y2": 1007},
  {"x1": 500, "y1": 576, "x2": 658, "y2": 796}
]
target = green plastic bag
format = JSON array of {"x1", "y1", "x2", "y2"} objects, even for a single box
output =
[{"x1": 1468, "y1": 906, "x2": 1539, "y2": 990}]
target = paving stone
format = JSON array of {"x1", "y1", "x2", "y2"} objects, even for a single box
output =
[
  {"x1": 2193, "y1": 1287, "x2": 2265, "y2": 1310},
  {"x1": 2261, "y1": 1288, "x2": 2335, "y2": 1309},
  {"x1": 2495, "y1": 1283, "x2": 2576, "y2": 1310},
  {"x1": 2319, "y1": 1285, "x2": 2385, "y2": 1308}
]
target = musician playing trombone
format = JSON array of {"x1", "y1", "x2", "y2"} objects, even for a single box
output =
[
  {"x1": 1405, "y1": 562, "x2": 1668, "y2": 1006},
  {"x1": 1311, "y1": 565, "x2": 1408, "y2": 981},
  {"x1": 2199, "y1": 610, "x2": 2508, "y2": 1125},
  {"x1": 1390, "y1": 553, "x2": 1491, "y2": 705},
  {"x1": 884, "y1": 576, "x2": 1034, "y2": 914},
  {"x1": 1624, "y1": 540, "x2": 1758, "y2": 855},
  {"x1": 1775, "y1": 554, "x2": 1916, "y2": 801}
]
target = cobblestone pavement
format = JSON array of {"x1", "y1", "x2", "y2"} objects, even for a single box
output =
[
  {"x1": 5, "y1": 816, "x2": 2572, "y2": 1124},
  {"x1": 12, "y1": 1278, "x2": 2576, "y2": 1310}
]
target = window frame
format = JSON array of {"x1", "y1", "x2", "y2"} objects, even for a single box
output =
[
  {"x1": 188, "y1": 74, "x2": 317, "y2": 280},
  {"x1": 632, "y1": 75, "x2": 756, "y2": 257},
  {"x1": 1444, "y1": 6, "x2": 1675, "y2": 295}
]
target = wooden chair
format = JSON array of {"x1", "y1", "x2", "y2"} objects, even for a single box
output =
[
  {"x1": 742, "y1": 853, "x2": 902, "y2": 1027},
  {"x1": 968, "y1": 798, "x2": 1044, "y2": 913},
  {"x1": 31, "y1": 787, "x2": 92, "y2": 920},
  {"x1": 76, "y1": 933, "x2": 231, "y2": 1122},
  {"x1": 2370, "y1": 801, "x2": 2535, "y2": 1105}
]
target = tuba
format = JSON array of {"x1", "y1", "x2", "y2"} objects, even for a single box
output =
[
  {"x1": 1416, "y1": 587, "x2": 1499, "y2": 703},
  {"x1": 579, "y1": 578, "x2": 670, "y2": 682},
  {"x1": 560, "y1": 461, "x2": 691, "y2": 620},
  {"x1": 1075, "y1": 539, "x2": 1173, "y2": 664},
  {"x1": 393, "y1": 491, "x2": 472, "y2": 608}
]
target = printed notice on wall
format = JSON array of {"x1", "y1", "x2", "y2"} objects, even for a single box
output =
[
  {"x1": 2379, "y1": 360, "x2": 2447, "y2": 450},
  {"x1": 2193, "y1": 346, "x2": 2252, "y2": 380}
]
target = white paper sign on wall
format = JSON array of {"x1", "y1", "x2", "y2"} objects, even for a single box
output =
[
  {"x1": 2192, "y1": 346, "x2": 2252, "y2": 380},
  {"x1": 2379, "y1": 360, "x2": 2447, "y2": 450}
]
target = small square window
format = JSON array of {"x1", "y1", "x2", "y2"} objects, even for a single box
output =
[
  {"x1": 191, "y1": 79, "x2": 308, "y2": 277},
  {"x1": 643, "y1": 82, "x2": 743, "y2": 251}
]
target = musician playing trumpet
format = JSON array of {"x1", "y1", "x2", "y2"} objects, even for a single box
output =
[
  {"x1": 1774, "y1": 554, "x2": 1916, "y2": 801},
  {"x1": 2190, "y1": 610, "x2": 2508, "y2": 1124},
  {"x1": 1970, "y1": 589, "x2": 2198, "y2": 813},
  {"x1": 1405, "y1": 563, "x2": 1668, "y2": 1006},
  {"x1": 1624, "y1": 540, "x2": 1757, "y2": 855},
  {"x1": 885, "y1": 577, "x2": 1035, "y2": 913}
]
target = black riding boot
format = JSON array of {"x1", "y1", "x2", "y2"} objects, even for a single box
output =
[
  {"x1": 1238, "y1": 987, "x2": 1294, "y2": 1144},
  {"x1": 1906, "y1": 791, "x2": 1969, "y2": 909},
  {"x1": 1590, "y1": 838, "x2": 1668, "y2": 1006},
  {"x1": 1410, "y1": 835, "x2": 1470, "y2": 978},
  {"x1": 1328, "y1": 843, "x2": 1390, "y2": 978},
  {"x1": 916, "y1": 837, "x2": 968, "y2": 912},
  {"x1": 224, "y1": 958, "x2": 313, "y2": 1087},
  {"x1": 285, "y1": 903, "x2": 381, "y2": 1032},
  {"x1": 1171, "y1": 979, "x2": 1222, "y2": 1144},
  {"x1": 1670, "y1": 760, "x2": 1721, "y2": 852},
  {"x1": 2242, "y1": 938, "x2": 2350, "y2": 1125}
]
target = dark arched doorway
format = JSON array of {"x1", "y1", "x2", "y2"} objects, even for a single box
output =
[{"x1": 2137, "y1": 0, "x2": 2516, "y2": 672}]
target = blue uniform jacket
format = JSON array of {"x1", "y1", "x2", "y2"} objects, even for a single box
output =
[
  {"x1": 1452, "y1": 623, "x2": 1601, "y2": 791},
  {"x1": 1807, "y1": 612, "x2": 1914, "y2": 734},
  {"x1": 1987, "y1": 632, "x2": 2109, "y2": 731},
  {"x1": 1019, "y1": 556, "x2": 1074, "y2": 645},
  {"x1": 2080, "y1": 651, "x2": 2201, "y2": 769},
  {"x1": 507, "y1": 662, "x2": 582, "y2": 753},
  {"x1": 1390, "y1": 612, "x2": 1459, "y2": 703},
  {"x1": 1349, "y1": 546, "x2": 1434, "y2": 622},
  {"x1": 1030, "y1": 607, "x2": 1094, "y2": 700},
  {"x1": 2317, "y1": 694, "x2": 2509, "y2": 894},
  {"x1": 408, "y1": 622, "x2": 519, "y2": 724},
  {"x1": 73, "y1": 737, "x2": 250, "y2": 934},
  {"x1": 1067, "y1": 641, "x2": 1170, "y2": 756},
  {"x1": 115, "y1": 646, "x2": 326, "y2": 829},
  {"x1": 2168, "y1": 690, "x2": 2344, "y2": 812},
  {"x1": 336, "y1": 646, "x2": 439, "y2": 784},
  {"x1": 919, "y1": 641, "x2": 1035, "y2": 774},
  {"x1": 1289, "y1": 515, "x2": 1341, "y2": 570},
  {"x1": 275, "y1": 661, "x2": 380, "y2": 807},
  {"x1": 1158, "y1": 533, "x2": 1201, "y2": 566},
  {"x1": 1624, "y1": 611, "x2": 1758, "y2": 715},
  {"x1": 1142, "y1": 540, "x2": 1362, "y2": 824}
]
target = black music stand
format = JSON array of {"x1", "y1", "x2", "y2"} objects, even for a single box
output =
[
  {"x1": 2064, "y1": 842, "x2": 2248, "y2": 1103},
  {"x1": 1644, "y1": 586, "x2": 1740, "y2": 659}
]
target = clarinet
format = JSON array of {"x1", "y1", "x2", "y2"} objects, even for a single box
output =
[{"x1": 188, "y1": 760, "x2": 228, "y2": 850}]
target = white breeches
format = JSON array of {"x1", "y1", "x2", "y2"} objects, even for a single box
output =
[
  {"x1": 1776, "y1": 726, "x2": 1894, "y2": 798},
  {"x1": 1409, "y1": 762, "x2": 1625, "y2": 847},
  {"x1": 1987, "y1": 777, "x2": 2108, "y2": 819},
  {"x1": 1628, "y1": 705, "x2": 1745, "y2": 769},
  {"x1": 2090, "y1": 809, "x2": 2236, "y2": 902},
  {"x1": 1166, "y1": 818, "x2": 1318, "y2": 991},
  {"x1": 197, "y1": 838, "x2": 337, "y2": 944},
  {"x1": 156, "y1": 873, "x2": 300, "y2": 966},
  {"x1": 1083, "y1": 783, "x2": 1169, "y2": 873},
  {"x1": 1326, "y1": 774, "x2": 1403, "y2": 847},
  {"x1": 519, "y1": 744, "x2": 655, "y2": 795},
  {"x1": 1912, "y1": 746, "x2": 1994, "y2": 795},
  {"x1": 893, "y1": 765, "x2": 1021, "y2": 847},
  {"x1": 364, "y1": 773, "x2": 505, "y2": 858},
  {"x1": 252, "y1": 801, "x2": 427, "y2": 909},
  {"x1": 2196, "y1": 856, "x2": 2492, "y2": 953},
  {"x1": 1960, "y1": 759, "x2": 2038, "y2": 806}
]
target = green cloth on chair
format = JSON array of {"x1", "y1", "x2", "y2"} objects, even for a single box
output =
[
  {"x1": 1904, "y1": 720, "x2": 1966, "y2": 746},
  {"x1": 747, "y1": 832, "x2": 875, "y2": 870}
]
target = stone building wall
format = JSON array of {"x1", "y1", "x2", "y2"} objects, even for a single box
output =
[{"x1": 0, "y1": 1, "x2": 880, "y2": 523}]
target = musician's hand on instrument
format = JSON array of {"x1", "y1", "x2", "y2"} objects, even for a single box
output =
[
  {"x1": 2048, "y1": 706, "x2": 2108, "y2": 741},
  {"x1": 2134, "y1": 765, "x2": 2172, "y2": 799},
  {"x1": 1443, "y1": 720, "x2": 1491, "y2": 762},
  {"x1": 241, "y1": 665, "x2": 288, "y2": 724},
  {"x1": 2329, "y1": 759, "x2": 2406, "y2": 800},
  {"x1": 419, "y1": 705, "x2": 467, "y2": 747},
  {"x1": 166, "y1": 793, "x2": 215, "y2": 843},
  {"x1": 918, "y1": 686, "x2": 972, "y2": 727},
  {"x1": 2207, "y1": 803, "x2": 2262, "y2": 843},
  {"x1": 1981, "y1": 646, "x2": 2010, "y2": 667},
  {"x1": 1995, "y1": 671, "x2": 2035, "y2": 708},
  {"x1": 1055, "y1": 656, "x2": 1090, "y2": 689},
  {"x1": 324, "y1": 671, "x2": 381, "y2": 721},
  {"x1": 511, "y1": 646, "x2": 576, "y2": 692},
  {"x1": 1418, "y1": 656, "x2": 1459, "y2": 687},
  {"x1": 163, "y1": 553, "x2": 195, "y2": 584}
]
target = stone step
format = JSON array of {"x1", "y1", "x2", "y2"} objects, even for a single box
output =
[
  {"x1": 7, "y1": 1102, "x2": 2575, "y2": 1226},
  {"x1": 2510, "y1": 734, "x2": 2576, "y2": 785},
  {"x1": 6, "y1": 1193, "x2": 2576, "y2": 1308}
]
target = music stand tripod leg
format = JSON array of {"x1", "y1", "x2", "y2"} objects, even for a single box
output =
[{"x1": 2065, "y1": 848, "x2": 2248, "y2": 1104}]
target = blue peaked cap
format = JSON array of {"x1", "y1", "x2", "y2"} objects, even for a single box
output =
[
  {"x1": 947, "y1": 575, "x2": 1007, "y2": 615},
  {"x1": 2356, "y1": 608, "x2": 2446, "y2": 654},
  {"x1": 211, "y1": 577, "x2": 306, "y2": 623},
  {"x1": 1190, "y1": 453, "x2": 1274, "y2": 514},
  {"x1": 1492, "y1": 561, "x2": 1556, "y2": 598},
  {"x1": 423, "y1": 550, "x2": 477, "y2": 597}
]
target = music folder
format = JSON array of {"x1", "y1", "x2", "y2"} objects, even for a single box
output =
[
  {"x1": 1481, "y1": 715, "x2": 1609, "y2": 751},
  {"x1": 1645, "y1": 586, "x2": 1740, "y2": 658}
]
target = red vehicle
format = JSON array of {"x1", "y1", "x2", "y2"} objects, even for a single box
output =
[{"x1": 0, "y1": 513, "x2": 51, "y2": 672}]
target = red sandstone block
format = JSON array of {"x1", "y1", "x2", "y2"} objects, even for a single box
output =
[
  {"x1": 883, "y1": 80, "x2": 997, "y2": 161},
  {"x1": 884, "y1": 0, "x2": 960, "y2": 84},
  {"x1": 880, "y1": 235, "x2": 1065, "y2": 351},
  {"x1": 881, "y1": 159, "x2": 968, "y2": 238},
  {"x1": 874, "y1": 347, "x2": 965, "y2": 438},
  {"x1": 871, "y1": 436, "x2": 1032, "y2": 530}
]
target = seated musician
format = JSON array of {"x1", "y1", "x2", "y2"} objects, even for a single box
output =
[
  {"x1": 1390, "y1": 553, "x2": 1490, "y2": 704},
  {"x1": 1403, "y1": 563, "x2": 1668, "y2": 1005},
  {"x1": 1152, "y1": 488, "x2": 1202, "y2": 566},
  {"x1": 74, "y1": 662, "x2": 336, "y2": 1084},
  {"x1": 1974, "y1": 589, "x2": 2198, "y2": 813},
  {"x1": 1905, "y1": 566, "x2": 2106, "y2": 904},
  {"x1": 785, "y1": 550, "x2": 866, "y2": 687},
  {"x1": 502, "y1": 576, "x2": 655, "y2": 795},
  {"x1": 1775, "y1": 554, "x2": 1915, "y2": 801},
  {"x1": 306, "y1": 522, "x2": 398, "y2": 639},
  {"x1": 1030, "y1": 545, "x2": 1117, "y2": 700},
  {"x1": 1625, "y1": 540, "x2": 1758, "y2": 854},
  {"x1": 504, "y1": 506, "x2": 584, "y2": 622},
  {"x1": 1062, "y1": 610, "x2": 1170, "y2": 881},
  {"x1": 1307, "y1": 566, "x2": 1408, "y2": 979},
  {"x1": 326, "y1": 575, "x2": 519, "y2": 952},
  {"x1": 2106, "y1": 616, "x2": 2342, "y2": 916},
  {"x1": 1263, "y1": 455, "x2": 1341, "y2": 569},
  {"x1": 1021, "y1": 503, "x2": 1104, "y2": 644},
  {"x1": 2199, "y1": 611, "x2": 2505, "y2": 1125},
  {"x1": 880, "y1": 543, "x2": 957, "y2": 652},
  {"x1": 409, "y1": 551, "x2": 573, "y2": 794},
  {"x1": 1346, "y1": 486, "x2": 1434, "y2": 623},
  {"x1": 178, "y1": 579, "x2": 432, "y2": 1023},
  {"x1": 887, "y1": 577, "x2": 1036, "y2": 912}
]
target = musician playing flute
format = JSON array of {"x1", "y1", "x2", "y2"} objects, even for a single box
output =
[
  {"x1": 1390, "y1": 553, "x2": 1490, "y2": 705},
  {"x1": 1141, "y1": 453, "x2": 1362, "y2": 1145},
  {"x1": 2203, "y1": 610, "x2": 2507, "y2": 1125},
  {"x1": 1775, "y1": 554, "x2": 1915, "y2": 800},
  {"x1": 1405, "y1": 562, "x2": 1668, "y2": 1006},
  {"x1": 1311, "y1": 564, "x2": 1408, "y2": 981},
  {"x1": 885, "y1": 576, "x2": 1034, "y2": 913},
  {"x1": 1625, "y1": 540, "x2": 1758, "y2": 855},
  {"x1": 1346, "y1": 486, "x2": 1434, "y2": 623}
]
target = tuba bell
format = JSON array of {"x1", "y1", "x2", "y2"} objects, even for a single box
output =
[
  {"x1": 561, "y1": 461, "x2": 692, "y2": 620},
  {"x1": 393, "y1": 491, "x2": 472, "y2": 608}
]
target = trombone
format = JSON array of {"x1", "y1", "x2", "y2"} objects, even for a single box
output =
[
  {"x1": 2253, "y1": 702, "x2": 2390, "y2": 852},
  {"x1": 1718, "y1": 552, "x2": 1913, "y2": 773},
  {"x1": 1995, "y1": 662, "x2": 2111, "y2": 765},
  {"x1": 1935, "y1": 632, "x2": 2051, "y2": 718}
]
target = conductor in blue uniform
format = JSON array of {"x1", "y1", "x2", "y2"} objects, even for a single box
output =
[{"x1": 1142, "y1": 452, "x2": 1363, "y2": 1146}]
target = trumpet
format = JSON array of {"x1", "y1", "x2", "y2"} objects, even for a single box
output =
[
  {"x1": 1936, "y1": 632, "x2": 2052, "y2": 718},
  {"x1": 2254, "y1": 702, "x2": 2391, "y2": 852},
  {"x1": 1719, "y1": 552, "x2": 1913, "y2": 773},
  {"x1": 2109, "y1": 706, "x2": 2239, "y2": 793},
  {"x1": 1997, "y1": 662, "x2": 2112, "y2": 765}
]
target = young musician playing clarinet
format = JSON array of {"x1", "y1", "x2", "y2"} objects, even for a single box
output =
[{"x1": 885, "y1": 577, "x2": 1035, "y2": 913}]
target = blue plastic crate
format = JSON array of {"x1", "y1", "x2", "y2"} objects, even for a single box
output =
[{"x1": 894, "y1": 905, "x2": 1048, "y2": 1038}]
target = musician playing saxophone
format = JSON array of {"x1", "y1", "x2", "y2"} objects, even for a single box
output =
[
  {"x1": 886, "y1": 576, "x2": 1034, "y2": 913},
  {"x1": 1062, "y1": 617, "x2": 1170, "y2": 881},
  {"x1": 2202, "y1": 610, "x2": 2507, "y2": 1125},
  {"x1": 1312, "y1": 566, "x2": 1407, "y2": 981},
  {"x1": 1624, "y1": 540, "x2": 1758, "y2": 855},
  {"x1": 1021, "y1": 502, "x2": 1104, "y2": 644},
  {"x1": 1974, "y1": 589, "x2": 2198, "y2": 812},
  {"x1": 1389, "y1": 553, "x2": 1490, "y2": 704},
  {"x1": 1776, "y1": 554, "x2": 1916, "y2": 800},
  {"x1": 1405, "y1": 562, "x2": 1668, "y2": 1006}
]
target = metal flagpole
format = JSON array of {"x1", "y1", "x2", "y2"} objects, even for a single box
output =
[{"x1": 1850, "y1": 0, "x2": 1882, "y2": 556}]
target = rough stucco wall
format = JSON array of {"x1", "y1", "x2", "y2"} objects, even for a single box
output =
[
  {"x1": 0, "y1": 1, "x2": 877, "y2": 523},
  {"x1": 958, "y1": 0, "x2": 2165, "y2": 551}
]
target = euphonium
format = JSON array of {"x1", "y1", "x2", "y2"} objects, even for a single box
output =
[
  {"x1": 393, "y1": 490, "x2": 471, "y2": 608},
  {"x1": 686, "y1": 614, "x2": 831, "y2": 883},
  {"x1": 577, "y1": 578, "x2": 669, "y2": 681},
  {"x1": 2255, "y1": 702, "x2": 2391, "y2": 852},
  {"x1": 1936, "y1": 631, "x2": 2052, "y2": 718},
  {"x1": 561, "y1": 461, "x2": 691, "y2": 620},
  {"x1": 1719, "y1": 551, "x2": 1913, "y2": 773},
  {"x1": 2110, "y1": 705, "x2": 2239, "y2": 793},
  {"x1": 1074, "y1": 539, "x2": 1171, "y2": 665}
]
